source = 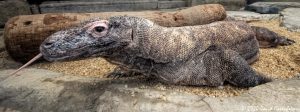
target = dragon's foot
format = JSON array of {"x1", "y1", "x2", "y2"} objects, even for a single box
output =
[
  {"x1": 277, "y1": 36, "x2": 295, "y2": 46},
  {"x1": 106, "y1": 67, "x2": 141, "y2": 79}
]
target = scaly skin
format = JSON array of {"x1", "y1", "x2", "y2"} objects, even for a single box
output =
[{"x1": 40, "y1": 16, "x2": 294, "y2": 87}]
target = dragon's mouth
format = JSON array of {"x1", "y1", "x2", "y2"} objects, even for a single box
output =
[
  {"x1": 40, "y1": 40, "x2": 119, "y2": 61},
  {"x1": 41, "y1": 47, "x2": 90, "y2": 61}
]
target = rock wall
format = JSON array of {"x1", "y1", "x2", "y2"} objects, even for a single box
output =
[
  {"x1": 191, "y1": 0, "x2": 246, "y2": 10},
  {"x1": 0, "y1": 0, "x2": 246, "y2": 28},
  {"x1": 0, "y1": 0, "x2": 31, "y2": 28},
  {"x1": 37, "y1": 0, "x2": 246, "y2": 14}
]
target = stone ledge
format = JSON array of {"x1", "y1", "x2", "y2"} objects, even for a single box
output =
[
  {"x1": 245, "y1": 2, "x2": 300, "y2": 14},
  {"x1": 204, "y1": 79, "x2": 300, "y2": 112},
  {"x1": 227, "y1": 11, "x2": 279, "y2": 21},
  {"x1": 0, "y1": 69, "x2": 299, "y2": 112},
  {"x1": 280, "y1": 8, "x2": 300, "y2": 32}
]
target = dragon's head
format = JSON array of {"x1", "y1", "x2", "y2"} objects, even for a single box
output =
[{"x1": 40, "y1": 16, "x2": 146, "y2": 61}]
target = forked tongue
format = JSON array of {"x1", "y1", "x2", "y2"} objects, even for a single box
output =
[{"x1": 9, "y1": 53, "x2": 43, "y2": 76}]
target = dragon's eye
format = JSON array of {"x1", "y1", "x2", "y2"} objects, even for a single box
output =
[
  {"x1": 84, "y1": 20, "x2": 109, "y2": 38},
  {"x1": 94, "y1": 26, "x2": 105, "y2": 32}
]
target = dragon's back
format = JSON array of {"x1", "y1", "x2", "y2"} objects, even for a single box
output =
[{"x1": 139, "y1": 20, "x2": 259, "y2": 63}]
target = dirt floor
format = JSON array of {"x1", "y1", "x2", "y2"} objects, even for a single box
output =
[{"x1": 30, "y1": 19, "x2": 299, "y2": 97}]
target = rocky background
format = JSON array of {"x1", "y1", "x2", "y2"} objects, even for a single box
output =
[
  {"x1": 0, "y1": 0, "x2": 300, "y2": 112},
  {"x1": 0, "y1": 0, "x2": 246, "y2": 28}
]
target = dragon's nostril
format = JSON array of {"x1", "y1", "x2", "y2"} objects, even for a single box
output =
[{"x1": 43, "y1": 42, "x2": 54, "y2": 48}]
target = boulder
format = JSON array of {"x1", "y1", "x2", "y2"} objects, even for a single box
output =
[
  {"x1": 226, "y1": 11, "x2": 279, "y2": 21},
  {"x1": 280, "y1": 8, "x2": 300, "y2": 32},
  {"x1": 0, "y1": 68, "x2": 299, "y2": 112},
  {"x1": 0, "y1": 0, "x2": 31, "y2": 27},
  {"x1": 246, "y1": 0, "x2": 300, "y2": 4},
  {"x1": 245, "y1": 2, "x2": 300, "y2": 14}
]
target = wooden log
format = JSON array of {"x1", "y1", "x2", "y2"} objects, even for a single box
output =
[{"x1": 4, "y1": 4, "x2": 226, "y2": 63}]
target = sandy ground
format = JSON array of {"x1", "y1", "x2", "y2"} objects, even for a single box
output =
[{"x1": 27, "y1": 19, "x2": 299, "y2": 97}]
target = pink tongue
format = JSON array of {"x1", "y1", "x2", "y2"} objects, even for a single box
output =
[{"x1": 9, "y1": 53, "x2": 43, "y2": 76}]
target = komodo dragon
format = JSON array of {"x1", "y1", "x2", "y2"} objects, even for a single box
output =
[{"x1": 35, "y1": 16, "x2": 294, "y2": 87}]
